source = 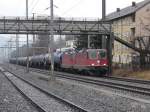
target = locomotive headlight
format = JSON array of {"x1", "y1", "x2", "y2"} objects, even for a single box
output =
[
  {"x1": 97, "y1": 60, "x2": 100, "y2": 63},
  {"x1": 91, "y1": 64, "x2": 95, "y2": 66},
  {"x1": 103, "y1": 64, "x2": 106, "y2": 66}
]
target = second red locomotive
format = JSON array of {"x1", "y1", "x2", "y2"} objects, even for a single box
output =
[{"x1": 61, "y1": 49, "x2": 108, "y2": 74}]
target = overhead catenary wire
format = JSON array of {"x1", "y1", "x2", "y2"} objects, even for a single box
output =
[
  {"x1": 61, "y1": 0, "x2": 84, "y2": 16},
  {"x1": 29, "y1": 0, "x2": 37, "y2": 8},
  {"x1": 30, "y1": 0, "x2": 40, "y2": 14}
]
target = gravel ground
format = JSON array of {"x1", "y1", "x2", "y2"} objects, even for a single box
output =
[
  {"x1": 30, "y1": 67, "x2": 150, "y2": 101},
  {"x1": 4, "y1": 65, "x2": 150, "y2": 112},
  {"x1": 56, "y1": 75, "x2": 150, "y2": 101},
  {"x1": 0, "y1": 71, "x2": 40, "y2": 112},
  {"x1": 8, "y1": 64, "x2": 150, "y2": 101},
  {"x1": 3, "y1": 71, "x2": 79, "y2": 112}
]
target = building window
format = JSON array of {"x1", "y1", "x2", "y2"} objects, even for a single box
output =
[
  {"x1": 132, "y1": 14, "x2": 135, "y2": 22},
  {"x1": 131, "y1": 28, "x2": 135, "y2": 38}
]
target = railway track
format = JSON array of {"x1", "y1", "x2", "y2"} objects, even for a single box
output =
[
  {"x1": 1, "y1": 67, "x2": 88, "y2": 112},
  {"x1": 29, "y1": 68, "x2": 150, "y2": 96},
  {"x1": 4, "y1": 64, "x2": 150, "y2": 96},
  {"x1": 106, "y1": 76, "x2": 150, "y2": 85},
  {"x1": 8, "y1": 63, "x2": 150, "y2": 85},
  {"x1": 1, "y1": 72, "x2": 46, "y2": 112}
]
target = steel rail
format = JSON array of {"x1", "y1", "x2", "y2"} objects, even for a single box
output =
[
  {"x1": 6, "y1": 64, "x2": 150, "y2": 85},
  {"x1": 1, "y1": 71, "x2": 46, "y2": 112},
  {"x1": 31, "y1": 67, "x2": 150, "y2": 85},
  {"x1": 30, "y1": 68, "x2": 150, "y2": 96},
  {"x1": 2, "y1": 67, "x2": 89, "y2": 112},
  {"x1": 4, "y1": 64, "x2": 150, "y2": 96},
  {"x1": 106, "y1": 76, "x2": 150, "y2": 85}
]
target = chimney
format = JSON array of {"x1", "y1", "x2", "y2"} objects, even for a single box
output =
[
  {"x1": 132, "y1": 2, "x2": 136, "y2": 7},
  {"x1": 116, "y1": 8, "x2": 120, "y2": 12}
]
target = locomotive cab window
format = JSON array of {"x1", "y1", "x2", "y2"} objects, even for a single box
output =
[
  {"x1": 88, "y1": 50, "x2": 97, "y2": 59},
  {"x1": 99, "y1": 50, "x2": 107, "y2": 59}
]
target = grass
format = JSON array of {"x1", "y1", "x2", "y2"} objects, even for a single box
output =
[{"x1": 112, "y1": 69, "x2": 150, "y2": 80}]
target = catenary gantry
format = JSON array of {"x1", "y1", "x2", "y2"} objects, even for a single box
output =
[{"x1": 0, "y1": 17, "x2": 111, "y2": 35}]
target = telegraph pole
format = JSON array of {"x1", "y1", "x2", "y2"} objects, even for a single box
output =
[
  {"x1": 26, "y1": 0, "x2": 29, "y2": 72},
  {"x1": 7, "y1": 41, "x2": 10, "y2": 67},
  {"x1": 49, "y1": 0, "x2": 55, "y2": 80},
  {"x1": 88, "y1": 35, "x2": 91, "y2": 48},
  {"x1": 16, "y1": 34, "x2": 19, "y2": 69},
  {"x1": 32, "y1": 13, "x2": 36, "y2": 57},
  {"x1": 102, "y1": 0, "x2": 112, "y2": 75},
  {"x1": 102, "y1": 0, "x2": 106, "y2": 49},
  {"x1": 10, "y1": 40, "x2": 12, "y2": 59},
  {"x1": 4, "y1": 45, "x2": 6, "y2": 62},
  {"x1": 102, "y1": 0, "x2": 106, "y2": 20}
]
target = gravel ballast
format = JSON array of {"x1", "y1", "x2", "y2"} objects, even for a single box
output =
[
  {"x1": 3, "y1": 71, "x2": 79, "y2": 112},
  {"x1": 3, "y1": 65, "x2": 150, "y2": 112},
  {"x1": 0, "y1": 71, "x2": 39, "y2": 112}
]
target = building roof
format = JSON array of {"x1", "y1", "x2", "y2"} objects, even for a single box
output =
[{"x1": 106, "y1": 0, "x2": 150, "y2": 20}]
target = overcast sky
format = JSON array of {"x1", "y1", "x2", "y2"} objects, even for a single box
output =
[
  {"x1": 0, "y1": 0, "x2": 144, "y2": 59},
  {"x1": 0, "y1": 0, "x2": 143, "y2": 17}
]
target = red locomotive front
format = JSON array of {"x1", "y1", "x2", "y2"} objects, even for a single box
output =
[{"x1": 61, "y1": 49, "x2": 108, "y2": 75}]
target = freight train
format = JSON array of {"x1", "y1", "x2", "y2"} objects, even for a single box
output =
[{"x1": 9, "y1": 48, "x2": 108, "y2": 75}]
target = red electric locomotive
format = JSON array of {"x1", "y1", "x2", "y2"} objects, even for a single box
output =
[{"x1": 61, "y1": 49, "x2": 108, "y2": 75}]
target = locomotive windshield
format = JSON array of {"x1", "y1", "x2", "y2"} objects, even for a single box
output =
[
  {"x1": 99, "y1": 50, "x2": 107, "y2": 59},
  {"x1": 88, "y1": 49, "x2": 107, "y2": 59},
  {"x1": 88, "y1": 50, "x2": 97, "y2": 59}
]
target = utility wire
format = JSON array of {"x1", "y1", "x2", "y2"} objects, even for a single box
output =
[
  {"x1": 29, "y1": 0, "x2": 37, "y2": 8},
  {"x1": 30, "y1": 0, "x2": 40, "y2": 13},
  {"x1": 61, "y1": 0, "x2": 84, "y2": 16}
]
